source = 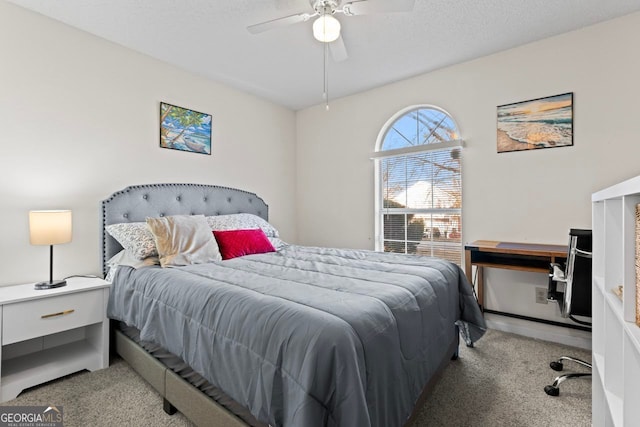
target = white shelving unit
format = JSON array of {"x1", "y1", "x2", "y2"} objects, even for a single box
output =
[{"x1": 592, "y1": 175, "x2": 640, "y2": 426}]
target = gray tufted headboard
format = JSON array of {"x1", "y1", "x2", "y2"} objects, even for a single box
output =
[{"x1": 100, "y1": 183, "x2": 269, "y2": 277}]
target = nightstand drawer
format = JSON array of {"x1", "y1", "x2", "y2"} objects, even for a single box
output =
[{"x1": 2, "y1": 289, "x2": 104, "y2": 345}]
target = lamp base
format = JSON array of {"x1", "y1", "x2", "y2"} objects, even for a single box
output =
[{"x1": 34, "y1": 280, "x2": 67, "y2": 290}]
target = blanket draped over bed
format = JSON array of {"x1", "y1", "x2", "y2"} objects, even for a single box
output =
[{"x1": 107, "y1": 244, "x2": 485, "y2": 427}]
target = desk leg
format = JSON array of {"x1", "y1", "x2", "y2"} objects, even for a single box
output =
[
  {"x1": 464, "y1": 249, "x2": 472, "y2": 284},
  {"x1": 477, "y1": 266, "x2": 484, "y2": 312},
  {"x1": 464, "y1": 249, "x2": 483, "y2": 312}
]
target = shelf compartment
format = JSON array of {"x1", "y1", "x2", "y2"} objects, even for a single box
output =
[
  {"x1": 605, "y1": 389, "x2": 623, "y2": 427},
  {"x1": 593, "y1": 284, "x2": 606, "y2": 358},
  {"x1": 593, "y1": 201, "x2": 605, "y2": 279},
  {"x1": 593, "y1": 352, "x2": 605, "y2": 384},
  {"x1": 622, "y1": 194, "x2": 640, "y2": 323},
  {"x1": 594, "y1": 275, "x2": 605, "y2": 293},
  {"x1": 604, "y1": 198, "x2": 623, "y2": 288},
  {"x1": 605, "y1": 290, "x2": 624, "y2": 323},
  {"x1": 624, "y1": 332, "x2": 640, "y2": 424},
  {"x1": 0, "y1": 339, "x2": 102, "y2": 402},
  {"x1": 592, "y1": 362, "x2": 607, "y2": 427},
  {"x1": 624, "y1": 321, "x2": 640, "y2": 355},
  {"x1": 604, "y1": 301, "x2": 624, "y2": 400}
]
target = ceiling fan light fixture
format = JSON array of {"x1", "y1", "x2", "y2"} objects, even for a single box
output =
[{"x1": 312, "y1": 14, "x2": 341, "y2": 42}]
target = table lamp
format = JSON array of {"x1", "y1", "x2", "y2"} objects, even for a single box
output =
[{"x1": 29, "y1": 210, "x2": 72, "y2": 289}]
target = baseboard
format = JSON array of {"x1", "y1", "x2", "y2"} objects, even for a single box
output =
[{"x1": 485, "y1": 313, "x2": 592, "y2": 350}]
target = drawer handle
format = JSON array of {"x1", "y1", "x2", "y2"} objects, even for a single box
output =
[{"x1": 41, "y1": 309, "x2": 75, "y2": 319}]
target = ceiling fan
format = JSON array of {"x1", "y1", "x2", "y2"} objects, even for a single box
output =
[{"x1": 247, "y1": 0, "x2": 416, "y2": 62}]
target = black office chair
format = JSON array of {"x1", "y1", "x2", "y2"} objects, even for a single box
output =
[{"x1": 544, "y1": 229, "x2": 592, "y2": 396}]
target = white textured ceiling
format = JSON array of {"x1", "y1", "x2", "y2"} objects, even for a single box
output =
[{"x1": 8, "y1": 0, "x2": 640, "y2": 110}]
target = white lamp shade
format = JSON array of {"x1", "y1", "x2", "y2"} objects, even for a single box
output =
[
  {"x1": 29, "y1": 210, "x2": 72, "y2": 245},
  {"x1": 313, "y1": 14, "x2": 341, "y2": 43}
]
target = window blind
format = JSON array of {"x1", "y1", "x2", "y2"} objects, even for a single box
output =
[{"x1": 381, "y1": 147, "x2": 462, "y2": 265}]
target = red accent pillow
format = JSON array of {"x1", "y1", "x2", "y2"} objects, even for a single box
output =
[{"x1": 213, "y1": 229, "x2": 276, "y2": 260}]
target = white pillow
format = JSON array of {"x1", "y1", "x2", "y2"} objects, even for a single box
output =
[
  {"x1": 106, "y1": 222, "x2": 158, "y2": 260},
  {"x1": 206, "y1": 213, "x2": 279, "y2": 238},
  {"x1": 146, "y1": 215, "x2": 221, "y2": 267},
  {"x1": 105, "y1": 250, "x2": 160, "y2": 282},
  {"x1": 107, "y1": 249, "x2": 160, "y2": 269},
  {"x1": 267, "y1": 237, "x2": 287, "y2": 250}
]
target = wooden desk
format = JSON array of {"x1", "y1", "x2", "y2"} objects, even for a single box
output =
[{"x1": 464, "y1": 240, "x2": 568, "y2": 312}]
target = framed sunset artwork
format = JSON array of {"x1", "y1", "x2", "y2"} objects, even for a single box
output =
[{"x1": 497, "y1": 92, "x2": 573, "y2": 153}]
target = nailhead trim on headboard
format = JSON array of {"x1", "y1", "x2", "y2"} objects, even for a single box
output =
[{"x1": 100, "y1": 183, "x2": 269, "y2": 277}]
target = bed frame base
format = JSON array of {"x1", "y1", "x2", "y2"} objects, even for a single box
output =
[
  {"x1": 163, "y1": 399, "x2": 177, "y2": 415},
  {"x1": 115, "y1": 327, "x2": 459, "y2": 427},
  {"x1": 405, "y1": 332, "x2": 459, "y2": 425},
  {"x1": 115, "y1": 329, "x2": 247, "y2": 427}
]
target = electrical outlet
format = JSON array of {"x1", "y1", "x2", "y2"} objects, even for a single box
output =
[{"x1": 535, "y1": 287, "x2": 548, "y2": 304}]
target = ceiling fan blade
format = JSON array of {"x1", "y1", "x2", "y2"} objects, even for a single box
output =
[
  {"x1": 342, "y1": 0, "x2": 415, "y2": 16},
  {"x1": 330, "y1": 35, "x2": 349, "y2": 62},
  {"x1": 247, "y1": 12, "x2": 314, "y2": 34}
]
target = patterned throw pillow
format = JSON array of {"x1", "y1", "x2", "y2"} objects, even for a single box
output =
[
  {"x1": 206, "y1": 213, "x2": 279, "y2": 237},
  {"x1": 106, "y1": 222, "x2": 158, "y2": 260}
]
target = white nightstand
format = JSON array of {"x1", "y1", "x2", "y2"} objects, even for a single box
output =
[{"x1": 0, "y1": 276, "x2": 110, "y2": 402}]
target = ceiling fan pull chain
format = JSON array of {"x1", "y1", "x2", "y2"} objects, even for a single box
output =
[{"x1": 323, "y1": 35, "x2": 330, "y2": 111}]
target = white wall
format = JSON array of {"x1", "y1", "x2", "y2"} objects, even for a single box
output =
[
  {"x1": 0, "y1": 2, "x2": 296, "y2": 285},
  {"x1": 296, "y1": 12, "x2": 640, "y2": 344}
]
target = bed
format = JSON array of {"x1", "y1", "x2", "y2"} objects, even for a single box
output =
[{"x1": 101, "y1": 183, "x2": 485, "y2": 427}]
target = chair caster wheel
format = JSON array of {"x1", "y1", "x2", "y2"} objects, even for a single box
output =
[
  {"x1": 544, "y1": 385, "x2": 560, "y2": 396},
  {"x1": 550, "y1": 361, "x2": 563, "y2": 371}
]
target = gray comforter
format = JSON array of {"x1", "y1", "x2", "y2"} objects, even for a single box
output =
[{"x1": 107, "y1": 245, "x2": 485, "y2": 427}]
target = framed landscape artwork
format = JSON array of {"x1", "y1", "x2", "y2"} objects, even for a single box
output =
[
  {"x1": 497, "y1": 92, "x2": 573, "y2": 153},
  {"x1": 160, "y1": 102, "x2": 212, "y2": 155}
]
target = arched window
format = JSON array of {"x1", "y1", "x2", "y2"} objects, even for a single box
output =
[{"x1": 373, "y1": 106, "x2": 463, "y2": 265}]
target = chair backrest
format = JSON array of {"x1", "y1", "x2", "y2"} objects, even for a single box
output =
[{"x1": 563, "y1": 229, "x2": 592, "y2": 318}]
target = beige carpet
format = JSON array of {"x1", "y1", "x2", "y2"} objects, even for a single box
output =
[
  {"x1": 414, "y1": 329, "x2": 591, "y2": 427},
  {"x1": 2, "y1": 329, "x2": 591, "y2": 427}
]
